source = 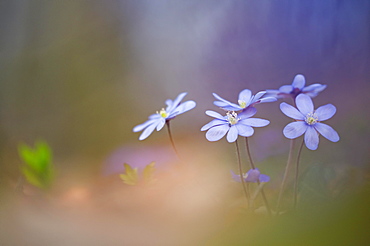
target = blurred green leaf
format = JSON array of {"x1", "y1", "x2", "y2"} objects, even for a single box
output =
[
  {"x1": 119, "y1": 163, "x2": 139, "y2": 186},
  {"x1": 18, "y1": 140, "x2": 55, "y2": 190},
  {"x1": 143, "y1": 162, "x2": 156, "y2": 184}
]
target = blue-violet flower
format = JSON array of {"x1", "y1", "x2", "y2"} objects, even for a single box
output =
[
  {"x1": 213, "y1": 89, "x2": 276, "y2": 112},
  {"x1": 266, "y1": 74, "x2": 327, "y2": 99},
  {"x1": 133, "y1": 92, "x2": 196, "y2": 140},
  {"x1": 280, "y1": 94, "x2": 339, "y2": 150},
  {"x1": 201, "y1": 107, "x2": 269, "y2": 142},
  {"x1": 231, "y1": 168, "x2": 270, "y2": 183}
]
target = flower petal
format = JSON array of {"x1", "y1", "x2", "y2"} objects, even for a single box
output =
[
  {"x1": 241, "y1": 118, "x2": 270, "y2": 127},
  {"x1": 314, "y1": 123, "x2": 340, "y2": 142},
  {"x1": 230, "y1": 170, "x2": 242, "y2": 182},
  {"x1": 259, "y1": 174, "x2": 270, "y2": 183},
  {"x1": 283, "y1": 121, "x2": 307, "y2": 139},
  {"x1": 205, "y1": 124, "x2": 229, "y2": 141},
  {"x1": 201, "y1": 119, "x2": 225, "y2": 131},
  {"x1": 258, "y1": 96, "x2": 277, "y2": 104},
  {"x1": 292, "y1": 74, "x2": 305, "y2": 89},
  {"x1": 245, "y1": 169, "x2": 260, "y2": 182},
  {"x1": 304, "y1": 126, "x2": 319, "y2": 150},
  {"x1": 235, "y1": 124, "x2": 254, "y2": 137},
  {"x1": 238, "y1": 89, "x2": 252, "y2": 103},
  {"x1": 149, "y1": 113, "x2": 161, "y2": 120},
  {"x1": 173, "y1": 100, "x2": 196, "y2": 115},
  {"x1": 168, "y1": 92, "x2": 187, "y2": 112},
  {"x1": 279, "y1": 85, "x2": 293, "y2": 94},
  {"x1": 251, "y1": 91, "x2": 266, "y2": 102},
  {"x1": 296, "y1": 94, "x2": 314, "y2": 115},
  {"x1": 239, "y1": 107, "x2": 257, "y2": 118},
  {"x1": 133, "y1": 119, "x2": 157, "y2": 132},
  {"x1": 156, "y1": 118, "x2": 166, "y2": 131},
  {"x1": 315, "y1": 104, "x2": 336, "y2": 121},
  {"x1": 302, "y1": 84, "x2": 327, "y2": 95},
  {"x1": 213, "y1": 93, "x2": 240, "y2": 110},
  {"x1": 205, "y1": 110, "x2": 225, "y2": 119},
  {"x1": 280, "y1": 103, "x2": 305, "y2": 120},
  {"x1": 226, "y1": 125, "x2": 239, "y2": 142},
  {"x1": 139, "y1": 120, "x2": 159, "y2": 140}
]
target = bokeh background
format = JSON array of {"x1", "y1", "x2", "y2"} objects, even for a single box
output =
[{"x1": 0, "y1": 1, "x2": 369, "y2": 245}]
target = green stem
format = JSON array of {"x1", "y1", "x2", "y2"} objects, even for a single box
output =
[
  {"x1": 235, "y1": 140, "x2": 250, "y2": 206},
  {"x1": 245, "y1": 137, "x2": 272, "y2": 217},
  {"x1": 294, "y1": 139, "x2": 304, "y2": 209},
  {"x1": 276, "y1": 139, "x2": 295, "y2": 215}
]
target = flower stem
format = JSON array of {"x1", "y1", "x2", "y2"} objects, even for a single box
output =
[
  {"x1": 235, "y1": 139, "x2": 250, "y2": 206},
  {"x1": 245, "y1": 137, "x2": 272, "y2": 217},
  {"x1": 166, "y1": 121, "x2": 181, "y2": 160},
  {"x1": 276, "y1": 139, "x2": 295, "y2": 215},
  {"x1": 293, "y1": 139, "x2": 304, "y2": 209}
]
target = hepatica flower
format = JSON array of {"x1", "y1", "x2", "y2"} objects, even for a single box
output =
[
  {"x1": 133, "y1": 92, "x2": 196, "y2": 140},
  {"x1": 201, "y1": 107, "x2": 269, "y2": 142},
  {"x1": 213, "y1": 89, "x2": 276, "y2": 112},
  {"x1": 266, "y1": 74, "x2": 327, "y2": 99},
  {"x1": 280, "y1": 94, "x2": 339, "y2": 150},
  {"x1": 231, "y1": 168, "x2": 270, "y2": 183}
]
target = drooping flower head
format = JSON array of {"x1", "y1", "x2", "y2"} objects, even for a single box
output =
[
  {"x1": 133, "y1": 92, "x2": 196, "y2": 140},
  {"x1": 201, "y1": 107, "x2": 270, "y2": 143},
  {"x1": 231, "y1": 168, "x2": 270, "y2": 183},
  {"x1": 280, "y1": 94, "x2": 339, "y2": 150},
  {"x1": 266, "y1": 74, "x2": 327, "y2": 99},
  {"x1": 213, "y1": 89, "x2": 276, "y2": 112}
]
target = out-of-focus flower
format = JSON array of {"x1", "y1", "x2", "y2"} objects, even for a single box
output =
[
  {"x1": 133, "y1": 92, "x2": 196, "y2": 140},
  {"x1": 213, "y1": 89, "x2": 276, "y2": 112},
  {"x1": 231, "y1": 168, "x2": 270, "y2": 183},
  {"x1": 280, "y1": 94, "x2": 339, "y2": 150},
  {"x1": 266, "y1": 74, "x2": 327, "y2": 99},
  {"x1": 201, "y1": 107, "x2": 269, "y2": 143}
]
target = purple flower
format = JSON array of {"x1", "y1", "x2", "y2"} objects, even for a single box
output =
[
  {"x1": 266, "y1": 74, "x2": 327, "y2": 99},
  {"x1": 133, "y1": 92, "x2": 196, "y2": 140},
  {"x1": 201, "y1": 107, "x2": 269, "y2": 142},
  {"x1": 280, "y1": 94, "x2": 340, "y2": 150},
  {"x1": 213, "y1": 89, "x2": 276, "y2": 112},
  {"x1": 231, "y1": 168, "x2": 270, "y2": 183}
]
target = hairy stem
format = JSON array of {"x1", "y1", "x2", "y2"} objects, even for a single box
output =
[
  {"x1": 245, "y1": 137, "x2": 272, "y2": 217},
  {"x1": 294, "y1": 139, "x2": 304, "y2": 209},
  {"x1": 166, "y1": 121, "x2": 181, "y2": 160},
  {"x1": 276, "y1": 139, "x2": 295, "y2": 215},
  {"x1": 236, "y1": 140, "x2": 250, "y2": 206}
]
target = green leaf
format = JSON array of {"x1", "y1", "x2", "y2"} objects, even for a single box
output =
[
  {"x1": 119, "y1": 163, "x2": 139, "y2": 186},
  {"x1": 143, "y1": 162, "x2": 156, "y2": 184}
]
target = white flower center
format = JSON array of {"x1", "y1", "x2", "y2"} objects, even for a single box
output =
[
  {"x1": 227, "y1": 111, "x2": 240, "y2": 125},
  {"x1": 238, "y1": 100, "x2": 247, "y2": 108},
  {"x1": 157, "y1": 108, "x2": 168, "y2": 118},
  {"x1": 305, "y1": 112, "x2": 318, "y2": 125}
]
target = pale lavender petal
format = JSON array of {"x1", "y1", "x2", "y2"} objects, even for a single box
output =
[
  {"x1": 201, "y1": 119, "x2": 225, "y2": 131},
  {"x1": 226, "y1": 125, "x2": 239, "y2": 142},
  {"x1": 133, "y1": 119, "x2": 157, "y2": 132},
  {"x1": 283, "y1": 121, "x2": 307, "y2": 139},
  {"x1": 173, "y1": 100, "x2": 196, "y2": 115},
  {"x1": 258, "y1": 97, "x2": 277, "y2": 103},
  {"x1": 292, "y1": 74, "x2": 305, "y2": 89},
  {"x1": 304, "y1": 126, "x2": 319, "y2": 150},
  {"x1": 259, "y1": 174, "x2": 270, "y2": 182},
  {"x1": 165, "y1": 99, "x2": 173, "y2": 110},
  {"x1": 213, "y1": 101, "x2": 241, "y2": 111},
  {"x1": 245, "y1": 169, "x2": 260, "y2": 182},
  {"x1": 139, "y1": 121, "x2": 159, "y2": 140},
  {"x1": 168, "y1": 92, "x2": 187, "y2": 112},
  {"x1": 241, "y1": 118, "x2": 269, "y2": 127},
  {"x1": 314, "y1": 123, "x2": 340, "y2": 142},
  {"x1": 302, "y1": 84, "x2": 327, "y2": 93},
  {"x1": 279, "y1": 85, "x2": 293, "y2": 93},
  {"x1": 238, "y1": 89, "x2": 252, "y2": 103},
  {"x1": 252, "y1": 91, "x2": 266, "y2": 102},
  {"x1": 315, "y1": 104, "x2": 336, "y2": 121},
  {"x1": 206, "y1": 110, "x2": 225, "y2": 119},
  {"x1": 235, "y1": 124, "x2": 254, "y2": 137},
  {"x1": 239, "y1": 107, "x2": 257, "y2": 118},
  {"x1": 264, "y1": 90, "x2": 280, "y2": 98},
  {"x1": 156, "y1": 118, "x2": 166, "y2": 131},
  {"x1": 280, "y1": 102, "x2": 305, "y2": 120},
  {"x1": 230, "y1": 170, "x2": 242, "y2": 182},
  {"x1": 296, "y1": 94, "x2": 314, "y2": 115},
  {"x1": 149, "y1": 113, "x2": 161, "y2": 120},
  {"x1": 205, "y1": 124, "x2": 229, "y2": 141}
]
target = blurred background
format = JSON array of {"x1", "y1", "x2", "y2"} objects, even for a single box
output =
[{"x1": 0, "y1": 1, "x2": 369, "y2": 245}]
